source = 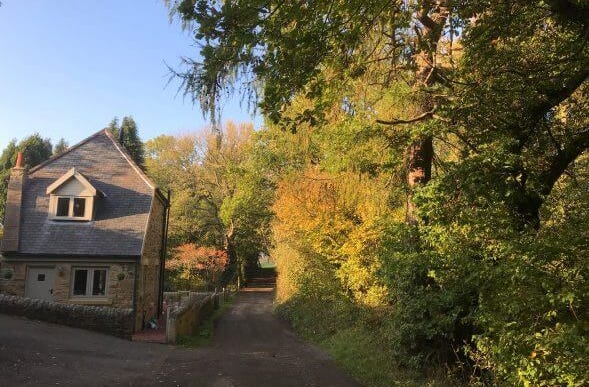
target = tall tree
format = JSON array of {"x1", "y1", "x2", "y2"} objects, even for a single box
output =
[
  {"x1": 0, "y1": 140, "x2": 18, "y2": 222},
  {"x1": 167, "y1": 0, "x2": 588, "y2": 228},
  {"x1": 17, "y1": 133, "x2": 53, "y2": 168},
  {"x1": 166, "y1": 0, "x2": 455, "y2": 224},
  {"x1": 145, "y1": 122, "x2": 274, "y2": 280},
  {"x1": 53, "y1": 138, "x2": 69, "y2": 155},
  {"x1": 164, "y1": 1, "x2": 589, "y2": 384},
  {"x1": 107, "y1": 116, "x2": 145, "y2": 167}
]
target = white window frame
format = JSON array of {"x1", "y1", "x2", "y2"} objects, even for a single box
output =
[
  {"x1": 70, "y1": 267, "x2": 109, "y2": 298},
  {"x1": 49, "y1": 195, "x2": 94, "y2": 221}
]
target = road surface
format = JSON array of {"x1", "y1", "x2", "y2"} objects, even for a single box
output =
[{"x1": 0, "y1": 289, "x2": 358, "y2": 386}]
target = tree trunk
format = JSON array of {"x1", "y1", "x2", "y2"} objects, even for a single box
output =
[
  {"x1": 406, "y1": 136, "x2": 434, "y2": 224},
  {"x1": 404, "y1": 2, "x2": 448, "y2": 223}
]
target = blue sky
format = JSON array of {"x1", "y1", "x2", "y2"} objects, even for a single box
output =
[{"x1": 0, "y1": 0, "x2": 258, "y2": 151}]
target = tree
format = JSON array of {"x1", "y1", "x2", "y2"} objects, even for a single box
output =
[
  {"x1": 167, "y1": 0, "x2": 588, "y2": 227},
  {"x1": 145, "y1": 122, "x2": 274, "y2": 284},
  {"x1": 167, "y1": 244, "x2": 229, "y2": 290},
  {"x1": 166, "y1": 0, "x2": 454, "y2": 223},
  {"x1": 17, "y1": 133, "x2": 53, "y2": 168},
  {"x1": 0, "y1": 134, "x2": 52, "y2": 221},
  {"x1": 0, "y1": 140, "x2": 17, "y2": 222},
  {"x1": 107, "y1": 116, "x2": 145, "y2": 167},
  {"x1": 164, "y1": 1, "x2": 589, "y2": 384},
  {"x1": 53, "y1": 138, "x2": 69, "y2": 155}
]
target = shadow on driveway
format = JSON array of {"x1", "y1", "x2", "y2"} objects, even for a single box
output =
[{"x1": 0, "y1": 289, "x2": 358, "y2": 386}]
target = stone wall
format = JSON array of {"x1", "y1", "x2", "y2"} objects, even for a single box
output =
[
  {"x1": 142, "y1": 195, "x2": 166, "y2": 266},
  {"x1": 165, "y1": 291, "x2": 230, "y2": 344},
  {"x1": 134, "y1": 194, "x2": 166, "y2": 331},
  {"x1": 0, "y1": 294, "x2": 134, "y2": 338},
  {"x1": 0, "y1": 261, "x2": 26, "y2": 295},
  {"x1": 134, "y1": 263, "x2": 160, "y2": 331}
]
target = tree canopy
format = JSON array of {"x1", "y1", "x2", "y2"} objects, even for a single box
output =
[
  {"x1": 167, "y1": 1, "x2": 589, "y2": 385},
  {"x1": 145, "y1": 122, "x2": 274, "y2": 287},
  {"x1": 0, "y1": 134, "x2": 53, "y2": 220}
]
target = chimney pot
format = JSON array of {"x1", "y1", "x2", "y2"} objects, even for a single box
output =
[{"x1": 15, "y1": 152, "x2": 23, "y2": 168}]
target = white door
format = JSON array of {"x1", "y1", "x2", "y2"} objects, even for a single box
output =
[{"x1": 25, "y1": 267, "x2": 55, "y2": 301}]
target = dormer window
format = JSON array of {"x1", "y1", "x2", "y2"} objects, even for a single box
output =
[
  {"x1": 54, "y1": 196, "x2": 88, "y2": 219},
  {"x1": 46, "y1": 168, "x2": 104, "y2": 221}
]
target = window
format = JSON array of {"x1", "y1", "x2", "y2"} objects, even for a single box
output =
[
  {"x1": 56, "y1": 197, "x2": 70, "y2": 217},
  {"x1": 73, "y1": 198, "x2": 86, "y2": 217},
  {"x1": 51, "y1": 196, "x2": 90, "y2": 220},
  {"x1": 71, "y1": 268, "x2": 108, "y2": 297},
  {"x1": 46, "y1": 168, "x2": 99, "y2": 221}
]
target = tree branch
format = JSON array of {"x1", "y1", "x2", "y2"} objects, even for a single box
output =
[
  {"x1": 538, "y1": 126, "x2": 589, "y2": 197},
  {"x1": 376, "y1": 106, "x2": 437, "y2": 125}
]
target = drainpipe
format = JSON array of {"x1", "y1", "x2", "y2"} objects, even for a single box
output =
[
  {"x1": 132, "y1": 261, "x2": 138, "y2": 333},
  {"x1": 157, "y1": 189, "x2": 171, "y2": 316}
]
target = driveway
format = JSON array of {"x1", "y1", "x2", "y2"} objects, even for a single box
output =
[{"x1": 0, "y1": 289, "x2": 358, "y2": 386}]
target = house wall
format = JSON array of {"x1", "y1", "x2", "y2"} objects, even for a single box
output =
[
  {"x1": 0, "y1": 261, "x2": 26, "y2": 295},
  {"x1": 134, "y1": 264, "x2": 159, "y2": 331},
  {"x1": 0, "y1": 261, "x2": 136, "y2": 309},
  {"x1": 134, "y1": 195, "x2": 166, "y2": 331}
]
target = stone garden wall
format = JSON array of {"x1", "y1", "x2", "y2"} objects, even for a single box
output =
[
  {"x1": 0, "y1": 294, "x2": 134, "y2": 338},
  {"x1": 165, "y1": 291, "x2": 229, "y2": 343}
]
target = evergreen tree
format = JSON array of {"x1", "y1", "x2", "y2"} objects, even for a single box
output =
[
  {"x1": 106, "y1": 116, "x2": 145, "y2": 167},
  {"x1": 119, "y1": 116, "x2": 145, "y2": 167},
  {"x1": 106, "y1": 117, "x2": 120, "y2": 138},
  {"x1": 53, "y1": 138, "x2": 69, "y2": 155}
]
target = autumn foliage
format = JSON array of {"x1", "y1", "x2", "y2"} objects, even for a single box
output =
[{"x1": 167, "y1": 244, "x2": 229, "y2": 290}]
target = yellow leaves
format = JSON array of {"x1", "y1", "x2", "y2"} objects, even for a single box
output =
[{"x1": 273, "y1": 167, "x2": 391, "y2": 307}]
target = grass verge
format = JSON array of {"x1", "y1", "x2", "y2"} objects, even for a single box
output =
[
  {"x1": 177, "y1": 295, "x2": 235, "y2": 348},
  {"x1": 318, "y1": 326, "x2": 454, "y2": 387}
]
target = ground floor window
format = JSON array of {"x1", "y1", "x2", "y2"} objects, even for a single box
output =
[{"x1": 71, "y1": 267, "x2": 108, "y2": 297}]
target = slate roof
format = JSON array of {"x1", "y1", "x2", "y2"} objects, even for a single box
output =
[{"x1": 16, "y1": 129, "x2": 157, "y2": 257}]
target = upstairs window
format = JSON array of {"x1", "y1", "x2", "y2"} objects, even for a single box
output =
[
  {"x1": 46, "y1": 168, "x2": 103, "y2": 222},
  {"x1": 73, "y1": 197, "x2": 86, "y2": 217},
  {"x1": 56, "y1": 197, "x2": 70, "y2": 217},
  {"x1": 52, "y1": 196, "x2": 89, "y2": 220}
]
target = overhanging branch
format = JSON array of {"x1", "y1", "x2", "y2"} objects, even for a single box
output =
[{"x1": 376, "y1": 106, "x2": 437, "y2": 126}]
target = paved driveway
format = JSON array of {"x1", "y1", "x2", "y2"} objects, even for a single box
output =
[{"x1": 0, "y1": 289, "x2": 358, "y2": 386}]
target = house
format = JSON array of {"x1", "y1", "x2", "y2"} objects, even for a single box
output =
[{"x1": 0, "y1": 129, "x2": 169, "y2": 332}]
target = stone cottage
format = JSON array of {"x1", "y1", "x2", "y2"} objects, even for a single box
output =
[{"x1": 0, "y1": 129, "x2": 169, "y2": 332}]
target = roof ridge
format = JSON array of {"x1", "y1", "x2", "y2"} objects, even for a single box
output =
[
  {"x1": 28, "y1": 129, "x2": 158, "y2": 191},
  {"x1": 28, "y1": 129, "x2": 107, "y2": 174}
]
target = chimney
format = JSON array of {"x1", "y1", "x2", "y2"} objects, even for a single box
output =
[{"x1": 1, "y1": 152, "x2": 27, "y2": 253}]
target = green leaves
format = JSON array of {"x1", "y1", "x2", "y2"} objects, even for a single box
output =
[
  {"x1": 163, "y1": 0, "x2": 589, "y2": 384},
  {"x1": 107, "y1": 116, "x2": 145, "y2": 168}
]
